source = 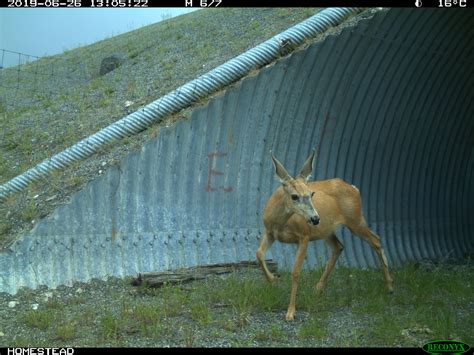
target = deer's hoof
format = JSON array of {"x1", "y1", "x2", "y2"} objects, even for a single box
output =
[
  {"x1": 387, "y1": 282, "x2": 394, "y2": 294},
  {"x1": 267, "y1": 273, "x2": 280, "y2": 283},
  {"x1": 315, "y1": 282, "x2": 325, "y2": 296},
  {"x1": 285, "y1": 312, "x2": 295, "y2": 321}
]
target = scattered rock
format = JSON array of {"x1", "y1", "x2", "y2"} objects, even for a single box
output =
[
  {"x1": 76, "y1": 288, "x2": 83, "y2": 294},
  {"x1": 0, "y1": 331, "x2": 4, "y2": 337},
  {"x1": 8, "y1": 301, "x2": 17, "y2": 308},
  {"x1": 99, "y1": 55, "x2": 122, "y2": 76},
  {"x1": 401, "y1": 324, "x2": 434, "y2": 342},
  {"x1": 31, "y1": 303, "x2": 39, "y2": 310},
  {"x1": 45, "y1": 195, "x2": 57, "y2": 202}
]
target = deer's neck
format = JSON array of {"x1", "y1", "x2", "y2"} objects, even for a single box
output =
[{"x1": 265, "y1": 192, "x2": 294, "y2": 229}]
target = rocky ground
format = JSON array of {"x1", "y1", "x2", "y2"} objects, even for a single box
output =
[{"x1": 1, "y1": 261, "x2": 472, "y2": 347}]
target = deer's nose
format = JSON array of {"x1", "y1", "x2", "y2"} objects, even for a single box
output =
[{"x1": 310, "y1": 216, "x2": 320, "y2": 225}]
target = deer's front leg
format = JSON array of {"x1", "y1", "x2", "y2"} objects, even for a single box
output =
[
  {"x1": 286, "y1": 237, "x2": 309, "y2": 321},
  {"x1": 256, "y1": 230, "x2": 276, "y2": 282}
]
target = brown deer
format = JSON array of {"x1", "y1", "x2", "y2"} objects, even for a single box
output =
[{"x1": 256, "y1": 150, "x2": 394, "y2": 321}]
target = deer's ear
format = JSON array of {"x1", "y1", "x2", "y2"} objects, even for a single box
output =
[
  {"x1": 297, "y1": 149, "x2": 315, "y2": 181},
  {"x1": 271, "y1": 154, "x2": 291, "y2": 183}
]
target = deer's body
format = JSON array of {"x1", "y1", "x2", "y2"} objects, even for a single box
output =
[
  {"x1": 264, "y1": 179, "x2": 359, "y2": 244},
  {"x1": 256, "y1": 151, "x2": 394, "y2": 321}
]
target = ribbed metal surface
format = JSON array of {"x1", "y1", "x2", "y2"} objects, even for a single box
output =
[
  {"x1": 0, "y1": 7, "x2": 361, "y2": 202},
  {"x1": 1, "y1": 8, "x2": 473, "y2": 294}
]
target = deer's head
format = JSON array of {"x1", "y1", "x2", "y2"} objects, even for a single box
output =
[{"x1": 271, "y1": 150, "x2": 320, "y2": 226}]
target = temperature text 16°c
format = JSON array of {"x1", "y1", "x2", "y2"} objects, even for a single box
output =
[{"x1": 439, "y1": 0, "x2": 467, "y2": 7}]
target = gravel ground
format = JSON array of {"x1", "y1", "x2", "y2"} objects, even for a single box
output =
[
  {"x1": 0, "y1": 270, "x2": 375, "y2": 348},
  {"x1": 2, "y1": 261, "x2": 472, "y2": 348}
]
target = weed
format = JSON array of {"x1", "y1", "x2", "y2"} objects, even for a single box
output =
[
  {"x1": 10, "y1": 336, "x2": 31, "y2": 347},
  {"x1": 182, "y1": 325, "x2": 196, "y2": 347},
  {"x1": 54, "y1": 321, "x2": 77, "y2": 341},
  {"x1": 0, "y1": 220, "x2": 12, "y2": 240},
  {"x1": 22, "y1": 310, "x2": 56, "y2": 330},
  {"x1": 250, "y1": 19, "x2": 260, "y2": 31},
  {"x1": 220, "y1": 319, "x2": 238, "y2": 332},
  {"x1": 254, "y1": 325, "x2": 286, "y2": 342},
  {"x1": 65, "y1": 175, "x2": 84, "y2": 188},
  {"x1": 254, "y1": 330, "x2": 271, "y2": 342},
  {"x1": 80, "y1": 307, "x2": 97, "y2": 324},
  {"x1": 233, "y1": 307, "x2": 251, "y2": 329},
  {"x1": 190, "y1": 302, "x2": 211, "y2": 325},
  {"x1": 161, "y1": 284, "x2": 189, "y2": 317},
  {"x1": 215, "y1": 273, "x2": 257, "y2": 314},
  {"x1": 252, "y1": 275, "x2": 289, "y2": 311},
  {"x1": 1, "y1": 131, "x2": 19, "y2": 151},
  {"x1": 298, "y1": 317, "x2": 327, "y2": 340},
  {"x1": 45, "y1": 298, "x2": 62, "y2": 309},
  {"x1": 270, "y1": 325, "x2": 287, "y2": 341},
  {"x1": 104, "y1": 86, "x2": 115, "y2": 96},
  {"x1": 66, "y1": 296, "x2": 87, "y2": 306},
  {"x1": 100, "y1": 311, "x2": 120, "y2": 341},
  {"x1": 128, "y1": 50, "x2": 140, "y2": 60},
  {"x1": 20, "y1": 200, "x2": 37, "y2": 222},
  {"x1": 130, "y1": 303, "x2": 162, "y2": 326},
  {"x1": 97, "y1": 97, "x2": 110, "y2": 108},
  {"x1": 89, "y1": 77, "x2": 103, "y2": 91},
  {"x1": 126, "y1": 80, "x2": 136, "y2": 93}
]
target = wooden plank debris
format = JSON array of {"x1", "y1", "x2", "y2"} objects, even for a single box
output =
[{"x1": 131, "y1": 260, "x2": 278, "y2": 288}]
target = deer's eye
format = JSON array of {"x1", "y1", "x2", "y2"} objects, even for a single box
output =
[
  {"x1": 311, "y1": 192, "x2": 315, "y2": 197},
  {"x1": 291, "y1": 194, "x2": 299, "y2": 201}
]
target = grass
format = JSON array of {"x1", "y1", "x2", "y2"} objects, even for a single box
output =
[
  {"x1": 21, "y1": 309, "x2": 56, "y2": 330},
  {"x1": 2, "y1": 262, "x2": 472, "y2": 347},
  {"x1": 54, "y1": 321, "x2": 77, "y2": 341},
  {"x1": 298, "y1": 317, "x2": 328, "y2": 340},
  {"x1": 100, "y1": 311, "x2": 121, "y2": 342}
]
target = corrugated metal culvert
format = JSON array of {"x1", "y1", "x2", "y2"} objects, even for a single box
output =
[{"x1": 1, "y1": 8, "x2": 473, "y2": 294}]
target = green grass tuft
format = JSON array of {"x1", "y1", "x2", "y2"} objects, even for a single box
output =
[{"x1": 22, "y1": 309, "x2": 56, "y2": 330}]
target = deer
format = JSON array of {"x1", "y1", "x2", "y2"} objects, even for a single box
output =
[{"x1": 256, "y1": 150, "x2": 394, "y2": 321}]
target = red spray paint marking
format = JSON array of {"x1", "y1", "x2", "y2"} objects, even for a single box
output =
[{"x1": 206, "y1": 152, "x2": 233, "y2": 192}]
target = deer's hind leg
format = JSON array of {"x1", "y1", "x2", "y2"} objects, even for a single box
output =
[
  {"x1": 348, "y1": 219, "x2": 394, "y2": 293},
  {"x1": 256, "y1": 230, "x2": 276, "y2": 282},
  {"x1": 315, "y1": 234, "x2": 344, "y2": 295}
]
